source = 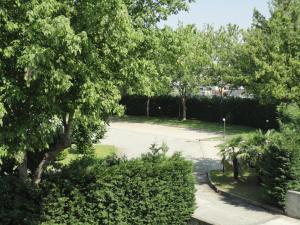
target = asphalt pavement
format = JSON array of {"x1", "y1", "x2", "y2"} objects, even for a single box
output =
[{"x1": 102, "y1": 121, "x2": 300, "y2": 225}]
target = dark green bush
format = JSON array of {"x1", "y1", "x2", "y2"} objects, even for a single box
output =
[
  {"x1": 39, "y1": 151, "x2": 195, "y2": 224},
  {"x1": 0, "y1": 176, "x2": 41, "y2": 225},
  {"x1": 121, "y1": 95, "x2": 278, "y2": 129},
  {"x1": 259, "y1": 133, "x2": 293, "y2": 207},
  {"x1": 255, "y1": 104, "x2": 300, "y2": 207},
  {"x1": 0, "y1": 151, "x2": 195, "y2": 225}
]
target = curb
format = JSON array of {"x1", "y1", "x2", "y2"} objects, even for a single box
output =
[
  {"x1": 206, "y1": 172, "x2": 285, "y2": 215},
  {"x1": 189, "y1": 216, "x2": 216, "y2": 225}
]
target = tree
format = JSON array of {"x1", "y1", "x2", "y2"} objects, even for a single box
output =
[
  {"x1": 161, "y1": 25, "x2": 211, "y2": 120},
  {"x1": 208, "y1": 24, "x2": 242, "y2": 97},
  {"x1": 121, "y1": 0, "x2": 194, "y2": 117},
  {"x1": 219, "y1": 136, "x2": 245, "y2": 180},
  {"x1": 240, "y1": 0, "x2": 300, "y2": 104},
  {"x1": 124, "y1": 28, "x2": 171, "y2": 117},
  {"x1": 0, "y1": 0, "x2": 193, "y2": 184}
]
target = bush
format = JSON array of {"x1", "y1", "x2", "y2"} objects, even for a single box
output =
[
  {"x1": 39, "y1": 149, "x2": 195, "y2": 224},
  {"x1": 0, "y1": 176, "x2": 41, "y2": 225},
  {"x1": 0, "y1": 150, "x2": 195, "y2": 225},
  {"x1": 121, "y1": 95, "x2": 278, "y2": 129},
  {"x1": 42, "y1": 152, "x2": 194, "y2": 225},
  {"x1": 259, "y1": 133, "x2": 294, "y2": 207}
]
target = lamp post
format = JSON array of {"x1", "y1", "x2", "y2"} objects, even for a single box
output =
[
  {"x1": 266, "y1": 119, "x2": 269, "y2": 130},
  {"x1": 223, "y1": 118, "x2": 226, "y2": 139},
  {"x1": 158, "y1": 106, "x2": 162, "y2": 118}
]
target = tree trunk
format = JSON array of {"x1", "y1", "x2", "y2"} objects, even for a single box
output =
[
  {"x1": 233, "y1": 157, "x2": 239, "y2": 180},
  {"x1": 181, "y1": 96, "x2": 187, "y2": 121},
  {"x1": 33, "y1": 113, "x2": 73, "y2": 185},
  {"x1": 178, "y1": 100, "x2": 181, "y2": 120},
  {"x1": 146, "y1": 97, "x2": 150, "y2": 117},
  {"x1": 33, "y1": 148, "x2": 61, "y2": 185},
  {"x1": 17, "y1": 153, "x2": 28, "y2": 180}
]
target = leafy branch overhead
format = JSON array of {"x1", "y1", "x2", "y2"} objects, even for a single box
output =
[{"x1": 0, "y1": 0, "x2": 192, "y2": 183}]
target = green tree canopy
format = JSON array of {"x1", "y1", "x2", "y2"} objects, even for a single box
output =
[
  {"x1": 207, "y1": 24, "x2": 242, "y2": 95},
  {"x1": 0, "y1": 0, "x2": 192, "y2": 184},
  {"x1": 161, "y1": 25, "x2": 211, "y2": 120},
  {"x1": 240, "y1": 0, "x2": 300, "y2": 103}
]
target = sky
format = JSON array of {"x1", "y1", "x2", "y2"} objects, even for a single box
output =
[{"x1": 159, "y1": 0, "x2": 271, "y2": 29}]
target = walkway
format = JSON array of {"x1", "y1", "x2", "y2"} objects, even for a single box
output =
[{"x1": 102, "y1": 121, "x2": 300, "y2": 225}]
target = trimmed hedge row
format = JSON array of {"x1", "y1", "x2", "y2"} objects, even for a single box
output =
[
  {"x1": 121, "y1": 95, "x2": 278, "y2": 129},
  {"x1": 0, "y1": 151, "x2": 195, "y2": 225}
]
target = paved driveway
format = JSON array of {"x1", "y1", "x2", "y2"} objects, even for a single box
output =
[{"x1": 102, "y1": 121, "x2": 300, "y2": 225}]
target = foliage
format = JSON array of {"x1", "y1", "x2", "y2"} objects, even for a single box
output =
[
  {"x1": 0, "y1": 102, "x2": 5, "y2": 126},
  {"x1": 231, "y1": 104, "x2": 300, "y2": 207},
  {"x1": 207, "y1": 24, "x2": 243, "y2": 93},
  {"x1": 58, "y1": 144, "x2": 118, "y2": 165},
  {"x1": 40, "y1": 151, "x2": 195, "y2": 225},
  {"x1": 0, "y1": 147, "x2": 195, "y2": 225},
  {"x1": 259, "y1": 132, "x2": 294, "y2": 207},
  {"x1": 121, "y1": 95, "x2": 278, "y2": 129},
  {"x1": 219, "y1": 136, "x2": 244, "y2": 179},
  {"x1": 0, "y1": 176, "x2": 41, "y2": 225},
  {"x1": 0, "y1": 0, "x2": 193, "y2": 183},
  {"x1": 160, "y1": 25, "x2": 211, "y2": 120},
  {"x1": 277, "y1": 104, "x2": 300, "y2": 192},
  {"x1": 240, "y1": 0, "x2": 300, "y2": 103}
]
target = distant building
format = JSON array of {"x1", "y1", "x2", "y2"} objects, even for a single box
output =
[{"x1": 199, "y1": 86, "x2": 251, "y2": 98}]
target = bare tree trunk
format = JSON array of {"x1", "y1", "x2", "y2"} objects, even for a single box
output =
[
  {"x1": 146, "y1": 97, "x2": 150, "y2": 117},
  {"x1": 233, "y1": 157, "x2": 239, "y2": 180},
  {"x1": 33, "y1": 112, "x2": 73, "y2": 185},
  {"x1": 33, "y1": 148, "x2": 61, "y2": 185},
  {"x1": 18, "y1": 153, "x2": 28, "y2": 180},
  {"x1": 181, "y1": 96, "x2": 187, "y2": 121},
  {"x1": 178, "y1": 100, "x2": 181, "y2": 119}
]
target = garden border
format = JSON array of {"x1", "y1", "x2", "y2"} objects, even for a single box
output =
[
  {"x1": 206, "y1": 172, "x2": 285, "y2": 215},
  {"x1": 189, "y1": 216, "x2": 216, "y2": 225}
]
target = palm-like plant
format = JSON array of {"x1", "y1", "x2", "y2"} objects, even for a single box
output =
[{"x1": 219, "y1": 136, "x2": 244, "y2": 180}]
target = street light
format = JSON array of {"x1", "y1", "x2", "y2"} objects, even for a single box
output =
[
  {"x1": 266, "y1": 119, "x2": 269, "y2": 130},
  {"x1": 222, "y1": 118, "x2": 226, "y2": 139}
]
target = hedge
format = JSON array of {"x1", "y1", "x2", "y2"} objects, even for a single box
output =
[
  {"x1": 0, "y1": 150, "x2": 195, "y2": 225},
  {"x1": 121, "y1": 95, "x2": 278, "y2": 129}
]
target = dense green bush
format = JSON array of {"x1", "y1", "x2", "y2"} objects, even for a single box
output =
[
  {"x1": 259, "y1": 133, "x2": 294, "y2": 207},
  {"x1": 0, "y1": 148, "x2": 195, "y2": 225},
  {"x1": 40, "y1": 151, "x2": 195, "y2": 225},
  {"x1": 0, "y1": 176, "x2": 41, "y2": 225},
  {"x1": 121, "y1": 95, "x2": 278, "y2": 129},
  {"x1": 233, "y1": 104, "x2": 300, "y2": 207}
]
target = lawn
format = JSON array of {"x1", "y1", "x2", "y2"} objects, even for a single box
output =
[
  {"x1": 115, "y1": 116, "x2": 256, "y2": 140},
  {"x1": 59, "y1": 144, "x2": 118, "y2": 165},
  {"x1": 210, "y1": 170, "x2": 267, "y2": 204}
]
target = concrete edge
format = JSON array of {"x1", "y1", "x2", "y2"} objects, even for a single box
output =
[
  {"x1": 206, "y1": 172, "x2": 285, "y2": 215},
  {"x1": 189, "y1": 216, "x2": 216, "y2": 225}
]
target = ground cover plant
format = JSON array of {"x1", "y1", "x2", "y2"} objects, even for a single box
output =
[
  {"x1": 210, "y1": 170, "x2": 265, "y2": 204},
  {"x1": 57, "y1": 144, "x2": 118, "y2": 165}
]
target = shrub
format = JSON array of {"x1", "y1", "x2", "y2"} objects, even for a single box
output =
[
  {"x1": 0, "y1": 176, "x2": 41, "y2": 225},
  {"x1": 121, "y1": 95, "x2": 278, "y2": 129},
  {"x1": 39, "y1": 149, "x2": 195, "y2": 225},
  {"x1": 259, "y1": 133, "x2": 294, "y2": 207}
]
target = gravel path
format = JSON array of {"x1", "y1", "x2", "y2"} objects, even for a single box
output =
[{"x1": 102, "y1": 121, "x2": 300, "y2": 225}]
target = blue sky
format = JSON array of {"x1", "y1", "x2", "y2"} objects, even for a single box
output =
[{"x1": 159, "y1": 0, "x2": 271, "y2": 29}]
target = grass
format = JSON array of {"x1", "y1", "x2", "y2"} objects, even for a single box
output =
[
  {"x1": 210, "y1": 170, "x2": 267, "y2": 204},
  {"x1": 59, "y1": 144, "x2": 118, "y2": 165},
  {"x1": 115, "y1": 116, "x2": 256, "y2": 140}
]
